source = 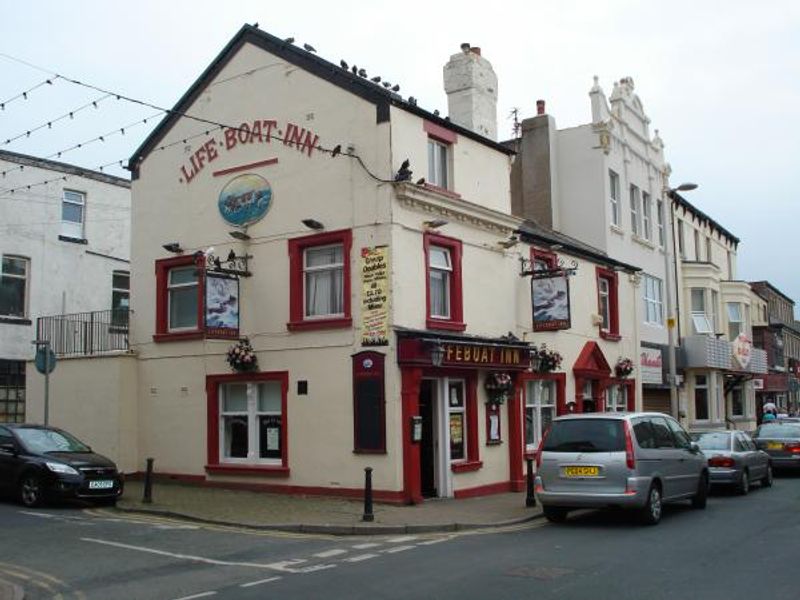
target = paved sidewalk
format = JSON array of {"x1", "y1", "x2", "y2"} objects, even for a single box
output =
[
  {"x1": 117, "y1": 481, "x2": 542, "y2": 534},
  {"x1": 0, "y1": 580, "x2": 24, "y2": 600}
]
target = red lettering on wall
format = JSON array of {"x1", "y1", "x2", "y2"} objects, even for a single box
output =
[
  {"x1": 237, "y1": 123, "x2": 251, "y2": 145},
  {"x1": 262, "y1": 120, "x2": 277, "y2": 142},
  {"x1": 224, "y1": 128, "x2": 238, "y2": 150}
]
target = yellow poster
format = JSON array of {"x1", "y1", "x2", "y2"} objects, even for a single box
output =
[{"x1": 360, "y1": 246, "x2": 390, "y2": 346}]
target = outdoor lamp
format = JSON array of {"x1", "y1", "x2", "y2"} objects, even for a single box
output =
[
  {"x1": 430, "y1": 342, "x2": 446, "y2": 367},
  {"x1": 529, "y1": 349, "x2": 542, "y2": 372}
]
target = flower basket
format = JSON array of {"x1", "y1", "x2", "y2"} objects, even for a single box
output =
[
  {"x1": 484, "y1": 372, "x2": 513, "y2": 405},
  {"x1": 615, "y1": 357, "x2": 634, "y2": 378},
  {"x1": 226, "y1": 338, "x2": 259, "y2": 373},
  {"x1": 532, "y1": 344, "x2": 563, "y2": 373}
]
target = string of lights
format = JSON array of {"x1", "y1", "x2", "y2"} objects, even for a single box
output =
[
  {"x1": 0, "y1": 75, "x2": 61, "y2": 111},
  {"x1": 3, "y1": 93, "x2": 112, "y2": 147}
]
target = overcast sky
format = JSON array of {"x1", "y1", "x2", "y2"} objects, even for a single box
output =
[{"x1": 2, "y1": 1, "x2": 798, "y2": 313}]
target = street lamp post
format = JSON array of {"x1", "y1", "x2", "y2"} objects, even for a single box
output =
[{"x1": 662, "y1": 182, "x2": 697, "y2": 420}]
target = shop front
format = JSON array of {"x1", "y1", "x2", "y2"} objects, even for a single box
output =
[
  {"x1": 396, "y1": 330, "x2": 533, "y2": 504},
  {"x1": 640, "y1": 344, "x2": 671, "y2": 413}
]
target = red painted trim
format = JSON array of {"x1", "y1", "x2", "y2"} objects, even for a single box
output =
[
  {"x1": 287, "y1": 229, "x2": 352, "y2": 331},
  {"x1": 595, "y1": 266, "x2": 620, "y2": 339},
  {"x1": 352, "y1": 351, "x2": 387, "y2": 453},
  {"x1": 400, "y1": 367, "x2": 423, "y2": 504},
  {"x1": 423, "y1": 120, "x2": 458, "y2": 144},
  {"x1": 205, "y1": 371, "x2": 289, "y2": 469},
  {"x1": 451, "y1": 460, "x2": 483, "y2": 473},
  {"x1": 205, "y1": 464, "x2": 290, "y2": 477},
  {"x1": 573, "y1": 341, "x2": 613, "y2": 379},
  {"x1": 154, "y1": 254, "x2": 204, "y2": 340},
  {"x1": 212, "y1": 157, "x2": 278, "y2": 177},
  {"x1": 422, "y1": 183, "x2": 462, "y2": 200},
  {"x1": 454, "y1": 480, "x2": 512, "y2": 499},
  {"x1": 424, "y1": 232, "x2": 465, "y2": 331},
  {"x1": 466, "y1": 372, "x2": 479, "y2": 464},
  {"x1": 485, "y1": 402, "x2": 502, "y2": 445}
]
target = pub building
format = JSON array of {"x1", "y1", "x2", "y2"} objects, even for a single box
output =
[{"x1": 27, "y1": 24, "x2": 641, "y2": 503}]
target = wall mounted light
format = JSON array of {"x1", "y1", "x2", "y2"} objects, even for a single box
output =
[
  {"x1": 430, "y1": 342, "x2": 446, "y2": 367},
  {"x1": 423, "y1": 218, "x2": 448, "y2": 230},
  {"x1": 228, "y1": 230, "x2": 251, "y2": 241},
  {"x1": 162, "y1": 242, "x2": 183, "y2": 254},
  {"x1": 302, "y1": 218, "x2": 325, "y2": 231},
  {"x1": 497, "y1": 235, "x2": 519, "y2": 249}
]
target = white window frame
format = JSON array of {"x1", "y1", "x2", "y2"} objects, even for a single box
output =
[
  {"x1": 525, "y1": 380, "x2": 556, "y2": 451},
  {"x1": 727, "y1": 302, "x2": 743, "y2": 341},
  {"x1": 0, "y1": 255, "x2": 29, "y2": 319},
  {"x1": 710, "y1": 290, "x2": 719, "y2": 333},
  {"x1": 642, "y1": 192, "x2": 652, "y2": 240},
  {"x1": 691, "y1": 288, "x2": 713, "y2": 334},
  {"x1": 629, "y1": 185, "x2": 641, "y2": 236},
  {"x1": 61, "y1": 189, "x2": 86, "y2": 239},
  {"x1": 642, "y1": 274, "x2": 664, "y2": 326},
  {"x1": 447, "y1": 379, "x2": 466, "y2": 463},
  {"x1": 706, "y1": 237, "x2": 713, "y2": 265},
  {"x1": 112, "y1": 270, "x2": 130, "y2": 311},
  {"x1": 427, "y1": 139, "x2": 449, "y2": 189},
  {"x1": 694, "y1": 229, "x2": 701, "y2": 261},
  {"x1": 167, "y1": 265, "x2": 198, "y2": 331},
  {"x1": 219, "y1": 381, "x2": 283, "y2": 465},
  {"x1": 428, "y1": 245, "x2": 452, "y2": 319},
  {"x1": 609, "y1": 170, "x2": 620, "y2": 226},
  {"x1": 678, "y1": 221, "x2": 686, "y2": 258},
  {"x1": 656, "y1": 198, "x2": 665, "y2": 247},
  {"x1": 694, "y1": 375, "x2": 710, "y2": 421},
  {"x1": 606, "y1": 384, "x2": 627, "y2": 412},
  {"x1": 303, "y1": 243, "x2": 345, "y2": 319}
]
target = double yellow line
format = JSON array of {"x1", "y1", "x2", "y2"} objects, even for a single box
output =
[{"x1": 0, "y1": 561, "x2": 86, "y2": 600}]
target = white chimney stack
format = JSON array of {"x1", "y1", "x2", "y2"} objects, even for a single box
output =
[{"x1": 443, "y1": 45, "x2": 498, "y2": 141}]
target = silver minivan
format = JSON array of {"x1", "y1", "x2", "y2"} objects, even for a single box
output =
[{"x1": 534, "y1": 413, "x2": 708, "y2": 525}]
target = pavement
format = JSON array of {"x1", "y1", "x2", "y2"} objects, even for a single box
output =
[
  {"x1": 116, "y1": 480, "x2": 543, "y2": 535},
  {"x1": 0, "y1": 581, "x2": 24, "y2": 600}
]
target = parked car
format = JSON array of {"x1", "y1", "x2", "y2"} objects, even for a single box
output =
[
  {"x1": 0, "y1": 424, "x2": 123, "y2": 507},
  {"x1": 535, "y1": 413, "x2": 708, "y2": 525},
  {"x1": 690, "y1": 430, "x2": 772, "y2": 494},
  {"x1": 752, "y1": 422, "x2": 800, "y2": 471}
]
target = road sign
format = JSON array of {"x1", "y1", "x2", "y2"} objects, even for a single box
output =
[{"x1": 35, "y1": 347, "x2": 57, "y2": 374}]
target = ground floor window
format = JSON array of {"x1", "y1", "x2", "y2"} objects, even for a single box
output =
[
  {"x1": 525, "y1": 379, "x2": 555, "y2": 450},
  {"x1": 448, "y1": 380, "x2": 466, "y2": 461},
  {"x1": 606, "y1": 384, "x2": 628, "y2": 412},
  {"x1": 695, "y1": 374, "x2": 709, "y2": 420},
  {"x1": 730, "y1": 387, "x2": 744, "y2": 418},
  {"x1": 0, "y1": 360, "x2": 25, "y2": 423},
  {"x1": 220, "y1": 380, "x2": 283, "y2": 462}
]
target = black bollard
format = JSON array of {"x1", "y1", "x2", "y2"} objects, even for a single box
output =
[
  {"x1": 525, "y1": 457, "x2": 537, "y2": 507},
  {"x1": 143, "y1": 457, "x2": 154, "y2": 504},
  {"x1": 362, "y1": 467, "x2": 374, "y2": 522}
]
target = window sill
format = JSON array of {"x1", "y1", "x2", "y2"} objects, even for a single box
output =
[
  {"x1": 632, "y1": 235, "x2": 656, "y2": 249},
  {"x1": 153, "y1": 330, "x2": 205, "y2": 343},
  {"x1": 426, "y1": 318, "x2": 466, "y2": 332},
  {"x1": 609, "y1": 224, "x2": 625, "y2": 237},
  {"x1": 353, "y1": 448, "x2": 387, "y2": 455},
  {"x1": 0, "y1": 317, "x2": 32, "y2": 325},
  {"x1": 287, "y1": 317, "x2": 352, "y2": 332},
  {"x1": 205, "y1": 464, "x2": 290, "y2": 477},
  {"x1": 600, "y1": 330, "x2": 622, "y2": 342},
  {"x1": 58, "y1": 235, "x2": 88, "y2": 244},
  {"x1": 422, "y1": 183, "x2": 462, "y2": 200},
  {"x1": 451, "y1": 460, "x2": 483, "y2": 473},
  {"x1": 486, "y1": 439, "x2": 503, "y2": 446}
]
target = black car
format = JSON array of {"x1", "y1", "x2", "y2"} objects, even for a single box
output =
[{"x1": 0, "y1": 424, "x2": 123, "y2": 507}]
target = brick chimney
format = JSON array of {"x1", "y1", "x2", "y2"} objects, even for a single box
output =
[{"x1": 443, "y1": 45, "x2": 498, "y2": 140}]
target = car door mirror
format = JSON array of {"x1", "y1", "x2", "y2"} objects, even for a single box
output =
[
  {"x1": 0, "y1": 442, "x2": 17, "y2": 455},
  {"x1": 688, "y1": 441, "x2": 701, "y2": 453}
]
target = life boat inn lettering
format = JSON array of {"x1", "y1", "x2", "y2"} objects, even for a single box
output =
[
  {"x1": 444, "y1": 344, "x2": 523, "y2": 367},
  {"x1": 179, "y1": 118, "x2": 321, "y2": 184}
]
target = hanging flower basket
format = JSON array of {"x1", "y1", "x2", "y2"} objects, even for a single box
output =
[
  {"x1": 226, "y1": 338, "x2": 259, "y2": 372},
  {"x1": 615, "y1": 356, "x2": 634, "y2": 378},
  {"x1": 484, "y1": 372, "x2": 513, "y2": 405},
  {"x1": 531, "y1": 344, "x2": 563, "y2": 373}
]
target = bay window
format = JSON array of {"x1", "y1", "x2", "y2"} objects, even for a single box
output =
[
  {"x1": 691, "y1": 288, "x2": 713, "y2": 334},
  {"x1": 727, "y1": 302, "x2": 743, "y2": 341}
]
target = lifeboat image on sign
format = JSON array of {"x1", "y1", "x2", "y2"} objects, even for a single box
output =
[{"x1": 218, "y1": 173, "x2": 273, "y2": 226}]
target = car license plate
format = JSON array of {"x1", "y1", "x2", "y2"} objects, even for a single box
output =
[
  {"x1": 767, "y1": 442, "x2": 783, "y2": 450},
  {"x1": 563, "y1": 466, "x2": 599, "y2": 477},
  {"x1": 88, "y1": 480, "x2": 114, "y2": 490}
]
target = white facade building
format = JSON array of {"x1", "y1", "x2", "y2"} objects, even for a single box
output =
[{"x1": 0, "y1": 150, "x2": 130, "y2": 423}]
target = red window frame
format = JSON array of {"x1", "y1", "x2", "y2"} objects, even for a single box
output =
[
  {"x1": 424, "y1": 232, "x2": 465, "y2": 331},
  {"x1": 205, "y1": 371, "x2": 290, "y2": 477},
  {"x1": 154, "y1": 254, "x2": 205, "y2": 342},
  {"x1": 287, "y1": 228, "x2": 353, "y2": 332},
  {"x1": 596, "y1": 265, "x2": 620, "y2": 340}
]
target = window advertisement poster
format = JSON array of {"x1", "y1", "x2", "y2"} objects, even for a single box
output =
[
  {"x1": 640, "y1": 346, "x2": 664, "y2": 385},
  {"x1": 531, "y1": 272, "x2": 571, "y2": 331},
  {"x1": 360, "y1": 246, "x2": 390, "y2": 346},
  {"x1": 205, "y1": 273, "x2": 240, "y2": 339}
]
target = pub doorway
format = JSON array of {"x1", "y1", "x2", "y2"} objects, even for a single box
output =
[{"x1": 419, "y1": 379, "x2": 437, "y2": 498}]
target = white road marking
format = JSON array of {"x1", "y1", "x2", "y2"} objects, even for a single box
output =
[
  {"x1": 172, "y1": 592, "x2": 217, "y2": 600},
  {"x1": 383, "y1": 545, "x2": 415, "y2": 554},
  {"x1": 344, "y1": 553, "x2": 379, "y2": 563},
  {"x1": 262, "y1": 559, "x2": 307, "y2": 570},
  {"x1": 386, "y1": 536, "x2": 417, "y2": 543},
  {"x1": 240, "y1": 576, "x2": 282, "y2": 588},
  {"x1": 352, "y1": 542, "x2": 380, "y2": 549},
  {"x1": 417, "y1": 537, "x2": 452, "y2": 546},
  {"x1": 19, "y1": 511, "x2": 55, "y2": 518},
  {"x1": 295, "y1": 564, "x2": 338, "y2": 573},
  {"x1": 313, "y1": 549, "x2": 348, "y2": 558}
]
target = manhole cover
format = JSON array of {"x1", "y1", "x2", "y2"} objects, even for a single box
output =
[{"x1": 505, "y1": 566, "x2": 574, "y2": 580}]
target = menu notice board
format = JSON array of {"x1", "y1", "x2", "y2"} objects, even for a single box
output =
[{"x1": 360, "y1": 246, "x2": 390, "y2": 346}]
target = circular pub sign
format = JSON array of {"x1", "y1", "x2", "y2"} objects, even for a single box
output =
[{"x1": 218, "y1": 173, "x2": 273, "y2": 227}]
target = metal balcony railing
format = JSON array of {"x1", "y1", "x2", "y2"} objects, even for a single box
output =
[{"x1": 36, "y1": 309, "x2": 130, "y2": 357}]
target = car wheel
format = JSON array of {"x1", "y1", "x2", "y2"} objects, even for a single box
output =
[
  {"x1": 18, "y1": 473, "x2": 45, "y2": 508},
  {"x1": 761, "y1": 464, "x2": 773, "y2": 488},
  {"x1": 737, "y1": 469, "x2": 750, "y2": 496},
  {"x1": 639, "y1": 485, "x2": 662, "y2": 525},
  {"x1": 543, "y1": 506, "x2": 569, "y2": 523},
  {"x1": 691, "y1": 472, "x2": 708, "y2": 509}
]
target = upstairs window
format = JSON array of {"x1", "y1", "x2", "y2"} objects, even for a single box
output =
[
  {"x1": 429, "y1": 245, "x2": 452, "y2": 318},
  {"x1": 643, "y1": 274, "x2": 664, "y2": 326},
  {"x1": 642, "y1": 192, "x2": 652, "y2": 240},
  {"x1": 656, "y1": 198, "x2": 665, "y2": 247},
  {"x1": 678, "y1": 221, "x2": 686, "y2": 258},
  {"x1": 424, "y1": 232, "x2": 464, "y2": 331},
  {"x1": 304, "y1": 245, "x2": 344, "y2": 318},
  {"x1": 0, "y1": 256, "x2": 29, "y2": 319},
  {"x1": 154, "y1": 255, "x2": 203, "y2": 341},
  {"x1": 629, "y1": 185, "x2": 641, "y2": 236},
  {"x1": 727, "y1": 302, "x2": 743, "y2": 341},
  {"x1": 61, "y1": 190, "x2": 86, "y2": 240},
  {"x1": 691, "y1": 288, "x2": 713, "y2": 334},
  {"x1": 609, "y1": 170, "x2": 620, "y2": 226},
  {"x1": 596, "y1": 266, "x2": 620, "y2": 340},
  {"x1": 111, "y1": 270, "x2": 130, "y2": 327},
  {"x1": 428, "y1": 140, "x2": 449, "y2": 189},
  {"x1": 706, "y1": 237, "x2": 713, "y2": 265},
  {"x1": 694, "y1": 229, "x2": 701, "y2": 261},
  {"x1": 168, "y1": 266, "x2": 199, "y2": 331}
]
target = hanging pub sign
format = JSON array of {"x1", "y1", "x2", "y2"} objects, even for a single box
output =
[
  {"x1": 218, "y1": 173, "x2": 273, "y2": 227},
  {"x1": 205, "y1": 273, "x2": 240, "y2": 339},
  {"x1": 531, "y1": 270, "x2": 571, "y2": 331},
  {"x1": 360, "y1": 246, "x2": 390, "y2": 346}
]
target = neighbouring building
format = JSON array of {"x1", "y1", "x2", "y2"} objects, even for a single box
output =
[
  {"x1": 509, "y1": 76, "x2": 674, "y2": 413},
  {"x1": 671, "y1": 193, "x2": 767, "y2": 430},
  {"x1": 750, "y1": 281, "x2": 800, "y2": 417},
  {"x1": 0, "y1": 150, "x2": 130, "y2": 423},
  {"x1": 27, "y1": 25, "x2": 641, "y2": 502}
]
